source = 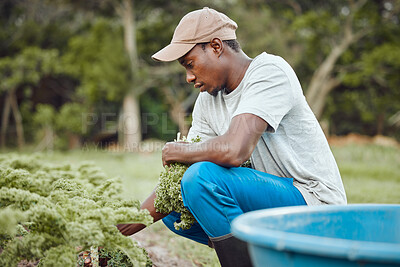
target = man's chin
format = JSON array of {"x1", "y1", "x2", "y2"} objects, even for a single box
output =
[{"x1": 207, "y1": 87, "x2": 222, "y2": 97}]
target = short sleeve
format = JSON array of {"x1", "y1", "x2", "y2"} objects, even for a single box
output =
[
  {"x1": 232, "y1": 63, "x2": 295, "y2": 133},
  {"x1": 187, "y1": 94, "x2": 217, "y2": 141}
]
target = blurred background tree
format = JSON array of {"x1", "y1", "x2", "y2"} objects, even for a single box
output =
[
  {"x1": 0, "y1": 47, "x2": 64, "y2": 149},
  {"x1": 0, "y1": 0, "x2": 399, "y2": 150}
]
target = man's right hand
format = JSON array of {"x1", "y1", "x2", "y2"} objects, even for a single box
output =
[
  {"x1": 116, "y1": 188, "x2": 169, "y2": 236},
  {"x1": 116, "y1": 223, "x2": 147, "y2": 236}
]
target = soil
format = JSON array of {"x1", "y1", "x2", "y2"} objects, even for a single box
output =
[
  {"x1": 327, "y1": 133, "x2": 400, "y2": 148},
  {"x1": 17, "y1": 260, "x2": 39, "y2": 266},
  {"x1": 132, "y1": 229, "x2": 196, "y2": 267}
]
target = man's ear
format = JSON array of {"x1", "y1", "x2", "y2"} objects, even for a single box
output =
[{"x1": 210, "y1": 38, "x2": 224, "y2": 57}]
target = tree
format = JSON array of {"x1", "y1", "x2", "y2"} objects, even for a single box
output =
[
  {"x1": 338, "y1": 43, "x2": 400, "y2": 136},
  {"x1": 288, "y1": 0, "x2": 400, "y2": 120},
  {"x1": 33, "y1": 102, "x2": 87, "y2": 151},
  {"x1": 113, "y1": 0, "x2": 142, "y2": 150},
  {"x1": 60, "y1": 0, "x2": 164, "y2": 150},
  {"x1": 302, "y1": 0, "x2": 370, "y2": 119},
  {"x1": 32, "y1": 104, "x2": 56, "y2": 151},
  {"x1": 234, "y1": 0, "x2": 398, "y2": 120},
  {"x1": 0, "y1": 47, "x2": 63, "y2": 149}
]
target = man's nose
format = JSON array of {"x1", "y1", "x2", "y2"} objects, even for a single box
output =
[{"x1": 186, "y1": 71, "x2": 195, "y2": 83}]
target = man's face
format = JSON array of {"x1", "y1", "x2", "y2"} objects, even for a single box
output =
[{"x1": 178, "y1": 44, "x2": 225, "y2": 96}]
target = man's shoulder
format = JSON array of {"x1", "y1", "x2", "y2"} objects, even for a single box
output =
[
  {"x1": 244, "y1": 53, "x2": 285, "y2": 79},
  {"x1": 251, "y1": 52, "x2": 290, "y2": 71},
  {"x1": 246, "y1": 52, "x2": 298, "y2": 88}
]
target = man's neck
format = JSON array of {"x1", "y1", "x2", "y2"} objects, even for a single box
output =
[{"x1": 225, "y1": 51, "x2": 252, "y2": 94}]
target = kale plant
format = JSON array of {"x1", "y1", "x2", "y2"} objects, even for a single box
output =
[{"x1": 0, "y1": 154, "x2": 152, "y2": 267}]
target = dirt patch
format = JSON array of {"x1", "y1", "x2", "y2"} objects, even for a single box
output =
[
  {"x1": 132, "y1": 229, "x2": 196, "y2": 267},
  {"x1": 328, "y1": 133, "x2": 400, "y2": 148},
  {"x1": 18, "y1": 260, "x2": 39, "y2": 266}
]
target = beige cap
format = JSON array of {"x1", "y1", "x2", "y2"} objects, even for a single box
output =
[{"x1": 152, "y1": 7, "x2": 237, "y2": 62}]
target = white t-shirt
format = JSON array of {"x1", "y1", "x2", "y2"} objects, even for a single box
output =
[{"x1": 187, "y1": 52, "x2": 347, "y2": 205}]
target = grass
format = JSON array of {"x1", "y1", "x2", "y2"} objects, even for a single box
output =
[
  {"x1": 3, "y1": 143, "x2": 399, "y2": 266},
  {"x1": 45, "y1": 149, "x2": 164, "y2": 201},
  {"x1": 332, "y1": 144, "x2": 400, "y2": 204}
]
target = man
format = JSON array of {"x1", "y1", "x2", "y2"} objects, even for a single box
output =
[{"x1": 118, "y1": 7, "x2": 347, "y2": 267}]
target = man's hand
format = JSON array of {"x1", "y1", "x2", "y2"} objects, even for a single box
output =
[
  {"x1": 162, "y1": 142, "x2": 179, "y2": 166},
  {"x1": 161, "y1": 113, "x2": 268, "y2": 167},
  {"x1": 116, "y1": 189, "x2": 169, "y2": 236},
  {"x1": 162, "y1": 140, "x2": 192, "y2": 166},
  {"x1": 116, "y1": 223, "x2": 147, "y2": 236}
]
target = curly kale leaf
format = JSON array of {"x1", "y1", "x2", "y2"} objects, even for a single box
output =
[
  {"x1": 0, "y1": 154, "x2": 152, "y2": 266},
  {"x1": 154, "y1": 136, "x2": 200, "y2": 230}
]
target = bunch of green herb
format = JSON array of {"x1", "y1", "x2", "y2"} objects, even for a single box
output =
[{"x1": 154, "y1": 135, "x2": 201, "y2": 230}]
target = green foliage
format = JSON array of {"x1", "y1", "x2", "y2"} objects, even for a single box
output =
[
  {"x1": 57, "y1": 102, "x2": 87, "y2": 134},
  {"x1": 98, "y1": 247, "x2": 151, "y2": 267},
  {"x1": 0, "y1": 47, "x2": 63, "y2": 93},
  {"x1": 0, "y1": 154, "x2": 153, "y2": 266},
  {"x1": 343, "y1": 43, "x2": 400, "y2": 88},
  {"x1": 33, "y1": 104, "x2": 57, "y2": 127},
  {"x1": 63, "y1": 18, "x2": 131, "y2": 103},
  {"x1": 0, "y1": 207, "x2": 26, "y2": 236},
  {"x1": 329, "y1": 42, "x2": 400, "y2": 137},
  {"x1": 154, "y1": 136, "x2": 201, "y2": 230},
  {"x1": 31, "y1": 102, "x2": 89, "y2": 150},
  {"x1": 155, "y1": 163, "x2": 195, "y2": 230},
  {"x1": 140, "y1": 87, "x2": 179, "y2": 141}
]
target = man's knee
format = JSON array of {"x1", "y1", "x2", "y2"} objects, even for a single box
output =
[
  {"x1": 181, "y1": 161, "x2": 219, "y2": 206},
  {"x1": 181, "y1": 161, "x2": 217, "y2": 187}
]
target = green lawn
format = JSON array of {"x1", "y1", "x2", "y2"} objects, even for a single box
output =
[
  {"x1": 5, "y1": 143, "x2": 400, "y2": 266},
  {"x1": 332, "y1": 144, "x2": 400, "y2": 204}
]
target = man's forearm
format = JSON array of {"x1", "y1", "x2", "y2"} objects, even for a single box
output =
[
  {"x1": 162, "y1": 136, "x2": 237, "y2": 167},
  {"x1": 117, "y1": 189, "x2": 168, "y2": 236},
  {"x1": 162, "y1": 114, "x2": 268, "y2": 167}
]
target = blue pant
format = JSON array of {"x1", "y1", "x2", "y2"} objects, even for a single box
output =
[{"x1": 162, "y1": 161, "x2": 306, "y2": 245}]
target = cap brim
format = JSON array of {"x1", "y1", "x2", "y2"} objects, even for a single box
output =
[{"x1": 151, "y1": 43, "x2": 196, "y2": 62}]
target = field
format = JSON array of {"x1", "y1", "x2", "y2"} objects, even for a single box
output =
[{"x1": 3, "y1": 143, "x2": 400, "y2": 266}]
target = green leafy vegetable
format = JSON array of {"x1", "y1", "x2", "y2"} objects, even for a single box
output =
[
  {"x1": 154, "y1": 135, "x2": 200, "y2": 230},
  {"x1": 0, "y1": 154, "x2": 152, "y2": 266}
]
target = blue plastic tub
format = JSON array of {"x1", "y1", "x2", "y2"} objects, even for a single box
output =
[{"x1": 232, "y1": 204, "x2": 400, "y2": 267}]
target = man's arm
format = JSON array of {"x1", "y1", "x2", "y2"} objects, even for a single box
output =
[
  {"x1": 116, "y1": 188, "x2": 169, "y2": 236},
  {"x1": 117, "y1": 113, "x2": 267, "y2": 235},
  {"x1": 162, "y1": 113, "x2": 268, "y2": 167}
]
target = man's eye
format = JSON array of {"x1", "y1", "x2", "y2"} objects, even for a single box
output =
[{"x1": 187, "y1": 62, "x2": 193, "y2": 68}]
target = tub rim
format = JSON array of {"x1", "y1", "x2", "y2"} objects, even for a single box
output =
[{"x1": 232, "y1": 204, "x2": 400, "y2": 263}]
